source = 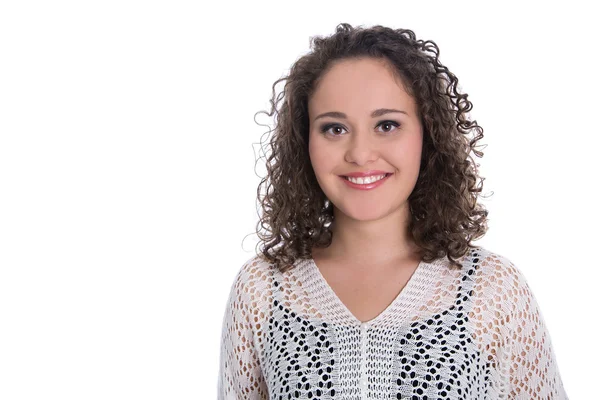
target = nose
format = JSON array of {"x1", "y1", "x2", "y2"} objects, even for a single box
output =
[{"x1": 344, "y1": 130, "x2": 379, "y2": 165}]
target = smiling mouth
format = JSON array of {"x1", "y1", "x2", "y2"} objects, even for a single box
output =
[{"x1": 341, "y1": 173, "x2": 392, "y2": 184}]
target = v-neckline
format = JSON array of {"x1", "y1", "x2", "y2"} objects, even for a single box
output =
[{"x1": 304, "y1": 256, "x2": 437, "y2": 327}]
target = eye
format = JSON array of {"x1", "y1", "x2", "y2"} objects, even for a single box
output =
[
  {"x1": 320, "y1": 123, "x2": 347, "y2": 137},
  {"x1": 377, "y1": 120, "x2": 400, "y2": 134},
  {"x1": 319, "y1": 120, "x2": 401, "y2": 137}
]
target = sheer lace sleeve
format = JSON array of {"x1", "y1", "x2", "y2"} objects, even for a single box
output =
[
  {"x1": 498, "y1": 257, "x2": 568, "y2": 399},
  {"x1": 217, "y1": 259, "x2": 269, "y2": 400}
]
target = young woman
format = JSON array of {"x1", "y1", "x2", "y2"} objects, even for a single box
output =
[{"x1": 218, "y1": 23, "x2": 568, "y2": 399}]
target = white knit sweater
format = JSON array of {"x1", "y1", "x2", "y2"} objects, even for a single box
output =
[{"x1": 217, "y1": 246, "x2": 567, "y2": 399}]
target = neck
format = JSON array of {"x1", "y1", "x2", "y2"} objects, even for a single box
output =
[{"x1": 317, "y1": 202, "x2": 420, "y2": 266}]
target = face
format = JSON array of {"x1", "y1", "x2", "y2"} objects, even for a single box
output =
[{"x1": 308, "y1": 57, "x2": 423, "y2": 222}]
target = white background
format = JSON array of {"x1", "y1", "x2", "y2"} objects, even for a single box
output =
[{"x1": 1, "y1": 0, "x2": 597, "y2": 398}]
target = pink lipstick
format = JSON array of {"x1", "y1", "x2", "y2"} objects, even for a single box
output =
[{"x1": 339, "y1": 172, "x2": 392, "y2": 190}]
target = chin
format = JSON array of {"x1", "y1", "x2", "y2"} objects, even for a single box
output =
[{"x1": 335, "y1": 203, "x2": 392, "y2": 222}]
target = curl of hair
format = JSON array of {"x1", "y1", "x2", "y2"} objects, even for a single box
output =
[{"x1": 249, "y1": 23, "x2": 490, "y2": 273}]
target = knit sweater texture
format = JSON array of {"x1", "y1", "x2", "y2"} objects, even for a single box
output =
[{"x1": 217, "y1": 246, "x2": 567, "y2": 399}]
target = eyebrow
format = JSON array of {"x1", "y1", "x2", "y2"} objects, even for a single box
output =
[{"x1": 313, "y1": 108, "x2": 408, "y2": 122}]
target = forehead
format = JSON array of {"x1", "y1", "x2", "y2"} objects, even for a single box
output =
[{"x1": 308, "y1": 57, "x2": 415, "y2": 116}]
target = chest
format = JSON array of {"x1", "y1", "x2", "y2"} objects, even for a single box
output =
[{"x1": 315, "y1": 260, "x2": 420, "y2": 324}]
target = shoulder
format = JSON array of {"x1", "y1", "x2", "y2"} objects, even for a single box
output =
[
  {"x1": 468, "y1": 246, "x2": 525, "y2": 282},
  {"x1": 467, "y1": 246, "x2": 534, "y2": 314},
  {"x1": 236, "y1": 254, "x2": 275, "y2": 280},
  {"x1": 227, "y1": 254, "x2": 279, "y2": 301}
]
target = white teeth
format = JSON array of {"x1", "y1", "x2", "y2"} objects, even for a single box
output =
[{"x1": 346, "y1": 174, "x2": 386, "y2": 184}]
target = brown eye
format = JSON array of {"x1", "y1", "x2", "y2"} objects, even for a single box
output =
[
  {"x1": 377, "y1": 120, "x2": 400, "y2": 134},
  {"x1": 320, "y1": 123, "x2": 347, "y2": 137}
]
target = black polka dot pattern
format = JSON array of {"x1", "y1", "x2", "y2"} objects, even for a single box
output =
[
  {"x1": 391, "y1": 260, "x2": 487, "y2": 398},
  {"x1": 218, "y1": 247, "x2": 568, "y2": 399}
]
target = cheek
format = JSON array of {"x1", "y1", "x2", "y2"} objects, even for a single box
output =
[
  {"x1": 400, "y1": 141, "x2": 421, "y2": 163},
  {"x1": 388, "y1": 136, "x2": 423, "y2": 166},
  {"x1": 410, "y1": 137, "x2": 424, "y2": 166},
  {"x1": 308, "y1": 137, "x2": 332, "y2": 174}
]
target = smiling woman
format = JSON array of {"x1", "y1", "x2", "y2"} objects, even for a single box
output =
[
  {"x1": 308, "y1": 57, "x2": 423, "y2": 229},
  {"x1": 217, "y1": 23, "x2": 568, "y2": 399}
]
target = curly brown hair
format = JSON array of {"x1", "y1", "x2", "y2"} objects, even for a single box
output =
[{"x1": 250, "y1": 23, "x2": 490, "y2": 273}]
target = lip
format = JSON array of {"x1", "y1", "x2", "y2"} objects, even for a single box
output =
[
  {"x1": 339, "y1": 173, "x2": 392, "y2": 190},
  {"x1": 341, "y1": 170, "x2": 391, "y2": 178}
]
